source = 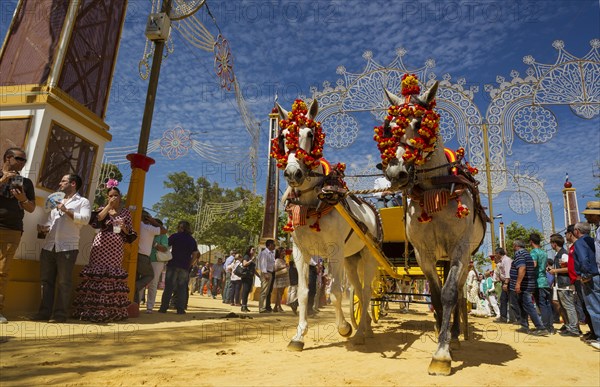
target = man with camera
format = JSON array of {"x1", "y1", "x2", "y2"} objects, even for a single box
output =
[
  {"x1": 31, "y1": 174, "x2": 91, "y2": 323},
  {"x1": 0, "y1": 148, "x2": 35, "y2": 324}
]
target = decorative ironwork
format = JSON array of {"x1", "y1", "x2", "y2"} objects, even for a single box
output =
[
  {"x1": 169, "y1": 0, "x2": 205, "y2": 21},
  {"x1": 322, "y1": 112, "x2": 359, "y2": 149},
  {"x1": 159, "y1": 126, "x2": 192, "y2": 160},
  {"x1": 526, "y1": 39, "x2": 600, "y2": 119},
  {"x1": 214, "y1": 34, "x2": 235, "y2": 91},
  {"x1": 513, "y1": 105, "x2": 558, "y2": 143},
  {"x1": 505, "y1": 163, "x2": 554, "y2": 242},
  {"x1": 509, "y1": 191, "x2": 534, "y2": 215}
]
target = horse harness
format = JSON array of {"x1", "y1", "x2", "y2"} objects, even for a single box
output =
[
  {"x1": 285, "y1": 169, "x2": 383, "y2": 245},
  {"x1": 407, "y1": 161, "x2": 491, "y2": 226}
]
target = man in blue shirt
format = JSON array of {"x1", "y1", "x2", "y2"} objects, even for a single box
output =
[
  {"x1": 159, "y1": 220, "x2": 199, "y2": 315},
  {"x1": 510, "y1": 239, "x2": 548, "y2": 336},
  {"x1": 573, "y1": 222, "x2": 600, "y2": 349}
]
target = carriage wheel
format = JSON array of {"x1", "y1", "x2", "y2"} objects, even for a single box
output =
[
  {"x1": 370, "y1": 276, "x2": 386, "y2": 323},
  {"x1": 350, "y1": 289, "x2": 361, "y2": 329},
  {"x1": 371, "y1": 298, "x2": 382, "y2": 323}
]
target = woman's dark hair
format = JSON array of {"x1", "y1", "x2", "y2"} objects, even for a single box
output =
[
  {"x1": 107, "y1": 187, "x2": 121, "y2": 195},
  {"x1": 244, "y1": 246, "x2": 254, "y2": 256}
]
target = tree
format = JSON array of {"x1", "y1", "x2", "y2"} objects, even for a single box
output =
[
  {"x1": 472, "y1": 251, "x2": 487, "y2": 273},
  {"x1": 504, "y1": 221, "x2": 544, "y2": 254},
  {"x1": 152, "y1": 172, "x2": 266, "y2": 253}
]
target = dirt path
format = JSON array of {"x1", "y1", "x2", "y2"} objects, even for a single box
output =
[{"x1": 1, "y1": 292, "x2": 598, "y2": 386}]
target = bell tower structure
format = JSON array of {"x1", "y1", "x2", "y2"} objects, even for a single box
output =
[{"x1": 562, "y1": 175, "x2": 580, "y2": 229}]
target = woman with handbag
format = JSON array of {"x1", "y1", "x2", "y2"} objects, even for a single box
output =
[
  {"x1": 240, "y1": 246, "x2": 256, "y2": 312},
  {"x1": 273, "y1": 247, "x2": 290, "y2": 312},
  {"x1": 228, "y1": 254, "x2": 243, "y2": 306},
  {"x1": 72, "y1": 187, "x2": 133, "y2": 322}
]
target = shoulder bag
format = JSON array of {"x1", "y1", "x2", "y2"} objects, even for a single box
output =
[
  {"x1": 122, "y1": 230, "x2": 138, "y2": 244},
  {"x1": 156, "y1": 248, "x2": 172, "y2": 262},
  {"x1": 234, "y1": 263, "x2": 252, "y2": 278}
]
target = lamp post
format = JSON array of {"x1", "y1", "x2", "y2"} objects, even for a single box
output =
[
  {"x1": 482, "y1": 122, "x2": 497, "y2": 254},
  {"x1": 122, "y1": 0, "x2": 172, "y2": 303}
]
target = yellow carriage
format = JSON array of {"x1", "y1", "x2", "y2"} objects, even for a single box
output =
[{"x1": 341, "y1": 204, "x2": 448, "y2": 327}]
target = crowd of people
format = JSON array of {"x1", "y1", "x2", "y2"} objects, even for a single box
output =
[
  {"x1": 182, "y1": 241, "x2": 331, "y2": 316},
  {"x1": 465, "y1": 202, "x2": 600, "y2": 350}
]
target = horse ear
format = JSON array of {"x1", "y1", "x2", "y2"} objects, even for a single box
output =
[
  {"x1": 422, "y1": 81, "x2": 439, "y2": 106},
  {"x1": 384, "y1": 88, "x2": 403, "y2": 106},
  {"x1": 308, "y1": 98, "x2": 319, "y2": 120},
  {"x1": 276, "y1": 103, "x2": 289, "y2": 121}
]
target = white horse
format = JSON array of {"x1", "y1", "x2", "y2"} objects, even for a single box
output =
[
  {"x1": 273, "y1": 99, "x2": 379, "y2": 350},
  {"x1": 374, "y1": 78, "x2": 487, "y2": 375}
]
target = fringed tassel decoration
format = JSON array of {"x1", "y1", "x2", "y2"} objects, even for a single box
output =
[
  {"x1": 309, "y1": 213, "x2": 322, "y2": 232},
  {"x1": 417, "y1": 202, "x2": 433, "y2": 223},
  {"x1": 456, "y1": 197, "x2": 470, "y2": 219}
]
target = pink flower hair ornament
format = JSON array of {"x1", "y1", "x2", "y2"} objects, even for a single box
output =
[{"x1": 106, "y1": 179, "x2": 119, "y2": 189}]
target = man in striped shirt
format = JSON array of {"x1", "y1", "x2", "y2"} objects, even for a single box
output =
[{"x1": 510, "y1": 239, "x2": 549, "y2": 336}]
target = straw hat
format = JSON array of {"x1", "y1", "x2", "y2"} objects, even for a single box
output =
[{"x1": 581, "y1": 201, "x2": 600, "y2": 215}]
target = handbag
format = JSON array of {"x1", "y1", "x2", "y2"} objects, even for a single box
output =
[
  {"x1": 234, "y1": 263, "x2": 252, "y2": 278},
  {"x1": 122, "y1": 230, "x2": 138, "y2": 244},
  {"x1": 89, "y1": 211, "x2": 107, "y2": 229},
  {"x1": 156, "y1": 249, "x2": 172, "y2": 262}
]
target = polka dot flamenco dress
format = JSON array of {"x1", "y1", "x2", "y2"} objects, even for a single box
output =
[{"x1": 72, "y1": 208, "x2": 132, "y2": 322}]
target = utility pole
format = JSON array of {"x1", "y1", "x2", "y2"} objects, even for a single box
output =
[{"x1": 122, "y1": 0, "x2": 172, "y2": 303}]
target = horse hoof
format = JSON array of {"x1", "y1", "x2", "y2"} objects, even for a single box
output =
[
  {"x1": 450, "y1": 339, "x2": 461, "y2": 350},
  {"x1": 428, "y1": 358, "x2": 452, "y2": 376},
  {"x1": 287, "y1": 341, "x2": 305, "y2": 352},
  {"x1": 338, "y1": 323, "x2": 353, "y2": 338}
]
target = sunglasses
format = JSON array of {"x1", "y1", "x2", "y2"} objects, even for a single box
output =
[{"x1": 12, "y1": 156, "x2": 27, "y2": 162}]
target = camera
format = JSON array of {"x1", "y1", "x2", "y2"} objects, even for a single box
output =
[{"x1": 10, "y1": 175, "x2": 23, "y2": 189}]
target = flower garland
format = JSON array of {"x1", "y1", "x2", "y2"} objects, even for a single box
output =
[
  {"x1": 272, "y1": 100, "x2": 347, "y2": 233},
  {"x1": 373, "y1": 74, "x2": 440, "y2": 168},
  {"x1": 270, "y1": 99, "x2": 325, "y2": 170},
  {"x1": 401, "y1": 73, "x2": 420, "y2": 96}
]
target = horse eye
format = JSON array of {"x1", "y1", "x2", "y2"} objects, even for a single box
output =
[{"x1": 306, "y1": 131, "x2": 314, "y2": 138}]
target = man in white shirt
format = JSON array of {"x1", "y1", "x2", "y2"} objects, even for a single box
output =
[
  {"x1": 135, "y1": 210, "x2": 167, "y2": 305},
  {"x1": 493, "y1": 248, "x2": 514, "y2": 323},
  {"x1": 32, "y1": 174, "x2": 90, "y2": 323},
  {"x1": 258, "y1": 239, "x2": 275, "y2": 312}
]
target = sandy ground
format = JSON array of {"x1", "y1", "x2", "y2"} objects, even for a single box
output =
[{"x1": 1, "y1": 291, "x2": 599, "y2": 387}]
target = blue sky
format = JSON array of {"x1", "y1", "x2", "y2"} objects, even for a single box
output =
[{"x1": 1, "y1": 0, "x2": 599, "y2": 246}]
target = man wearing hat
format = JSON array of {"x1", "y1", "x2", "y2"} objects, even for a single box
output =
[{"x1": 581, "y1": 201, "x2": 600, "y2": 272}]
